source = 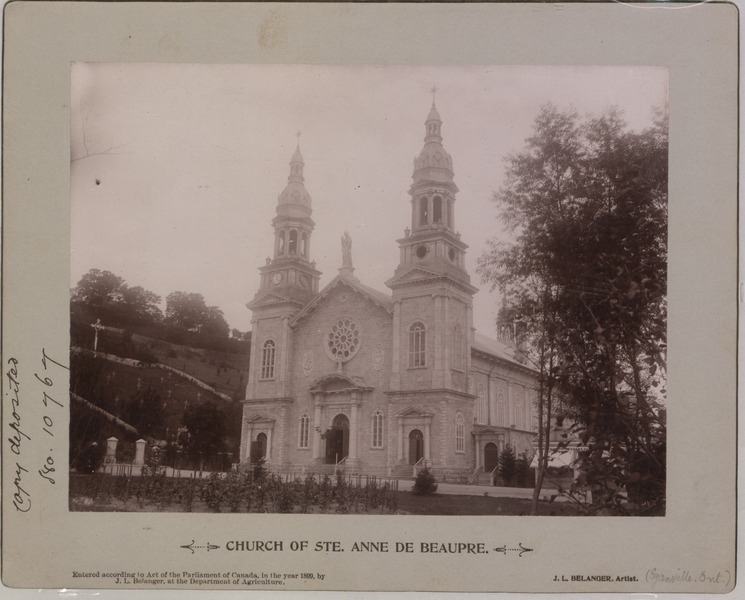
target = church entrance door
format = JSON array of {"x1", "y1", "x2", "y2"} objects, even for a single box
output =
[
  {"x1": 325, "y1": 414, "x2": 350, "y2": 464},
  {"x1": 409, "y1": 429, "x2": 424, "y2": 465},
  {"x1": 484, "y1": 442, "x2": 498, "y2": 472},
  {"x1": 251, "y1": 432, "x2": 267, "y2": 463}
]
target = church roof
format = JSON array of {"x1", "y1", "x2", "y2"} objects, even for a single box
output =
[
  {"x1": 426, "y1": 103, "x2": 442, "y2": 123},
  {"x1": 289, "y1": 274, "x2": 393, "y2": 326},
  {"x1": 353, "y1": 280, "x2": 393, "y2": 309},
  {"x1": 472, "y1": 331, "x2": 532, "y2": 370},
  {"x1": 278, "y1": 143, "x2": 312, "y2": 209}
]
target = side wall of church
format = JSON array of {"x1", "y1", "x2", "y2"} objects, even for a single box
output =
[{"x1": 471, "y1": 354, "x2": 538, "y2": 458}]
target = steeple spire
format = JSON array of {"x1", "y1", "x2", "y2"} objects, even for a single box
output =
[
  {"x1": 389, "y1": 95, "x2": 472, "y2": 291},
  {"x1": 248, "y1": 137, "x2": 321, "y2": 308},
  {"x1": 288, "y1": 135, "x2": 305, "y2": 184}
]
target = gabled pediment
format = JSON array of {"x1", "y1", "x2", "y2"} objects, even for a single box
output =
[
  {"x1": 385, "y1": 266, "x2": 442, "y2": 288},
  {"x1": 290, "y1": 275, "x2": 392, "y2": 326},
  {"x1": 246, "y1": 291, "x2": 301, "y2": 310},
  {"x1": 396, "y1": 405, "x2": 434, "y2": 418},
  {"x1": 309, "y1": 372, "x2": 373, "y2": 393},
  {"x1": 245, "y1": 412, "x2": 275, "y2": 424},
  {"x1": 386, "y1": 265, "x2": 479, "y2": 295}
]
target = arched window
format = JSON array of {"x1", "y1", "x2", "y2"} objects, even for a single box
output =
[
  {"x1": 476, "y1": 383, "x2": 486, "y2": 424},
  {"x1": 433, "y1": 196, "x2": 442, "y2": 223},
  {"x1": 261, "y1": 340, "x2": 276, "y2": 380},
  {"x1": 298, "y1": 414, "x2": 310, "y2": 448},
  {"x1": 288, "y1": 230, "x2": 298, "y2": 254},
  {"x1": 278, "y1": 231, "x2": 286, "y2": 254},
  {"x1": 408, "y1": 322, "x2": 426, "y2": 368},
  {"x1": 301, "y1": 232, "x2": 308, "y2": 257},
  {"x1": 371, "y1": 410, "x2": 384, "y2": 448},
  {"x1": 419, "y1": 196, "x2": 428, "y2": 226},
  {"x1": 447, "y1": 200, "x2": 454, "y2": 230},
  {"x1": 452, "y1": 324, "x2": 463, "y2": 370},
  {"x1": 496, "y1": 391, "x2": 506, "y2": 426},
  {"x1": 455, "y1": 412, "x2": 465, "y2": 452},
  {"x1": 514, "y1": 388, "x2": 523, "y2": 429}
]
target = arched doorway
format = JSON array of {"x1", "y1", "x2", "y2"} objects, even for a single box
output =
[
  {"x1": 325, "y1": 414, "x2": 350, "y2": 464},
  {"x1": 484, "y1": 442, "x2": 499, "y2": 472},
  {"x1": 409, "y1": 429, "x2": 424, "y2": 465},
  {"x1": 251, "y1": 432, "x2": 267, "y2": 463}
]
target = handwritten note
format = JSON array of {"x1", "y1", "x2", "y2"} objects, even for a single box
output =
[{"x1": 5, "y1": 348, "x2": 68, "y2": 512}]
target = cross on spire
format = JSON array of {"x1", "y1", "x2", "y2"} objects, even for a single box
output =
[
  {"x1": 295, "y1": 130, "x2": 302, "y2": 147},
  {"x1": 430, "y1": 85, "x2": 438, "y2": 106}
]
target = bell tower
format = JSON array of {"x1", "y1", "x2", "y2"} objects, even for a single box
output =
[
  {"x1": 391, "y1": 93, "x2": 472, "y2": 285},
  {"x1": 251, "y1": 137, "x2": 321, "y2": 307},
  {"x1": 245, "y1": 138, "x2": 321, "y2": 408},
  {"x1": 386, "y1": 94, "x2": 478, "y2": 392}
]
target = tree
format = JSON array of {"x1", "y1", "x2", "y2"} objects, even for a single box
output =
[
  {"x1": 498, "y1": 445, "x2": 517, "y2": 486},
  {"x1": 71, "y1": 269, "x2": 125, "y2": 311},
  {"x1": 411, "y1": 468, "x2": 438, "y2": 495},
  {"x1": 165, "y1": 291, "x2": 229, "y2": 339},
  {"x1": 478, "y1": 104, "x2": 667, "y2": 515},
  {"x1": 181, "y1": 401, "x2": 226, "y2": 470},
  {"x1": 119, "y1": 285, "x2": 162, "y2": 323},
  {"x1": 515, "y1": 452, "x2": 532, "y2": 488},
  {"x1": 202, "y1": 305, "x2": 230, "y2": 338},
  {"x1": 164, "y1": 291, "x2": 208, "y2": 330},
  {"x1": 71, "y1": 268, "x2": 163, "y2": 327}
]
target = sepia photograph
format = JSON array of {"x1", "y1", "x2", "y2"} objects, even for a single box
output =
[
  {"x1": 69, "y1": 64, "x2": 668, "y2": 517},
  {"x1": 2, "y1": 2, "x2": 736, "y2": 594}
]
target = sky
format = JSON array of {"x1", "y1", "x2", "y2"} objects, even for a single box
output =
[{"x1": 70, "y1": 64, "x2": 668, "y2": 336}]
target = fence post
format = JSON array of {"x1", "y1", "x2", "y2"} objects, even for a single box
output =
[
  {"x1": 134, "y1": 439, "x2": 147, "y2": 466},
  {"x1": 105, "y1": 437, "x2": 118, "y2": 469}
]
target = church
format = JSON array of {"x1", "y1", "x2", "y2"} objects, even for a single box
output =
[{"x1": 239, "y1": 99, "x2": 539, "y2": 481}]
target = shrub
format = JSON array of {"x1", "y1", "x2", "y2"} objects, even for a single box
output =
[
  {"x1": 515, "y1": 452, "x2": 533, "y2": 487},
  {"x1": 252, "y1": 457, "x2": 267, "y2": 481},
  {"x1": 411, "y1": 467, "x2": 438, "y2": 495},
  {"x1": 499, "y1": 446, "x2": 518, "y2": 486},
  {"x1": 275, "y1": 481, "x2": 297, "y2": 513},
  {"x1": 202, "y1": 472, "x2": 225, "y2": 512}
]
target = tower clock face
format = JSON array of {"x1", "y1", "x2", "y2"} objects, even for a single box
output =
[{"x1": 272, "y1": 272, "x2": 283, "y2": 285}]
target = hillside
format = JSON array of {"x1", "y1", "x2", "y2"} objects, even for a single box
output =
[{"x1": 69, "y1": 322, "x2": 248, "y2": 471}]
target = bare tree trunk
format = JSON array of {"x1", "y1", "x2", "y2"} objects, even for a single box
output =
[{"x1": 531, "y1": 291, "x2": 556, "y2": 515}]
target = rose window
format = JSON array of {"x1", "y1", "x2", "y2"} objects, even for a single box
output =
[{"x1": 326, "y1": 319, "x2": 361, "y2": 362}]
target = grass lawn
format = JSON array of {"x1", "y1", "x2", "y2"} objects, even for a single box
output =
[{"x1": 394, "y1": 491, "x2": 583, "y2": 516}]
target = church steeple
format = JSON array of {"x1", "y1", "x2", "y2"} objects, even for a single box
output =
[
  {"x1": 410, "y1": 93, "x2": 457, "y2": 234},
  {"x1": 274, "y1": 135, "x2": 313, "y2": 260},
  {"x1": 249, "y1": 137, "x2": 321, "y2": 308},
  {"x1": 386, "y1": 94, "x2": 477, "y2": 395},
  {"x1": 423, "y1": 89, "x2": 443, "y2": 144},
  {"x1": 388, "y1": 95, "x2": 472, "y2": 289}
]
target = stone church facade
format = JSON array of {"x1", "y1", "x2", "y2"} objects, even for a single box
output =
[{"x1": 240, "y1": 101, "x2": 538, "y2": 480}]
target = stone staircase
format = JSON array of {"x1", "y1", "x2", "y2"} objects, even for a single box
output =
[
  {"x1": 391, "y1": 462, "x2": 414, "y2": 479},
  {"x1": 474, "y1": 471, "x2": 495, "y2": 486},
  {"x1": 315, "y1": 463, "x2": 338, "y2": 476}
]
